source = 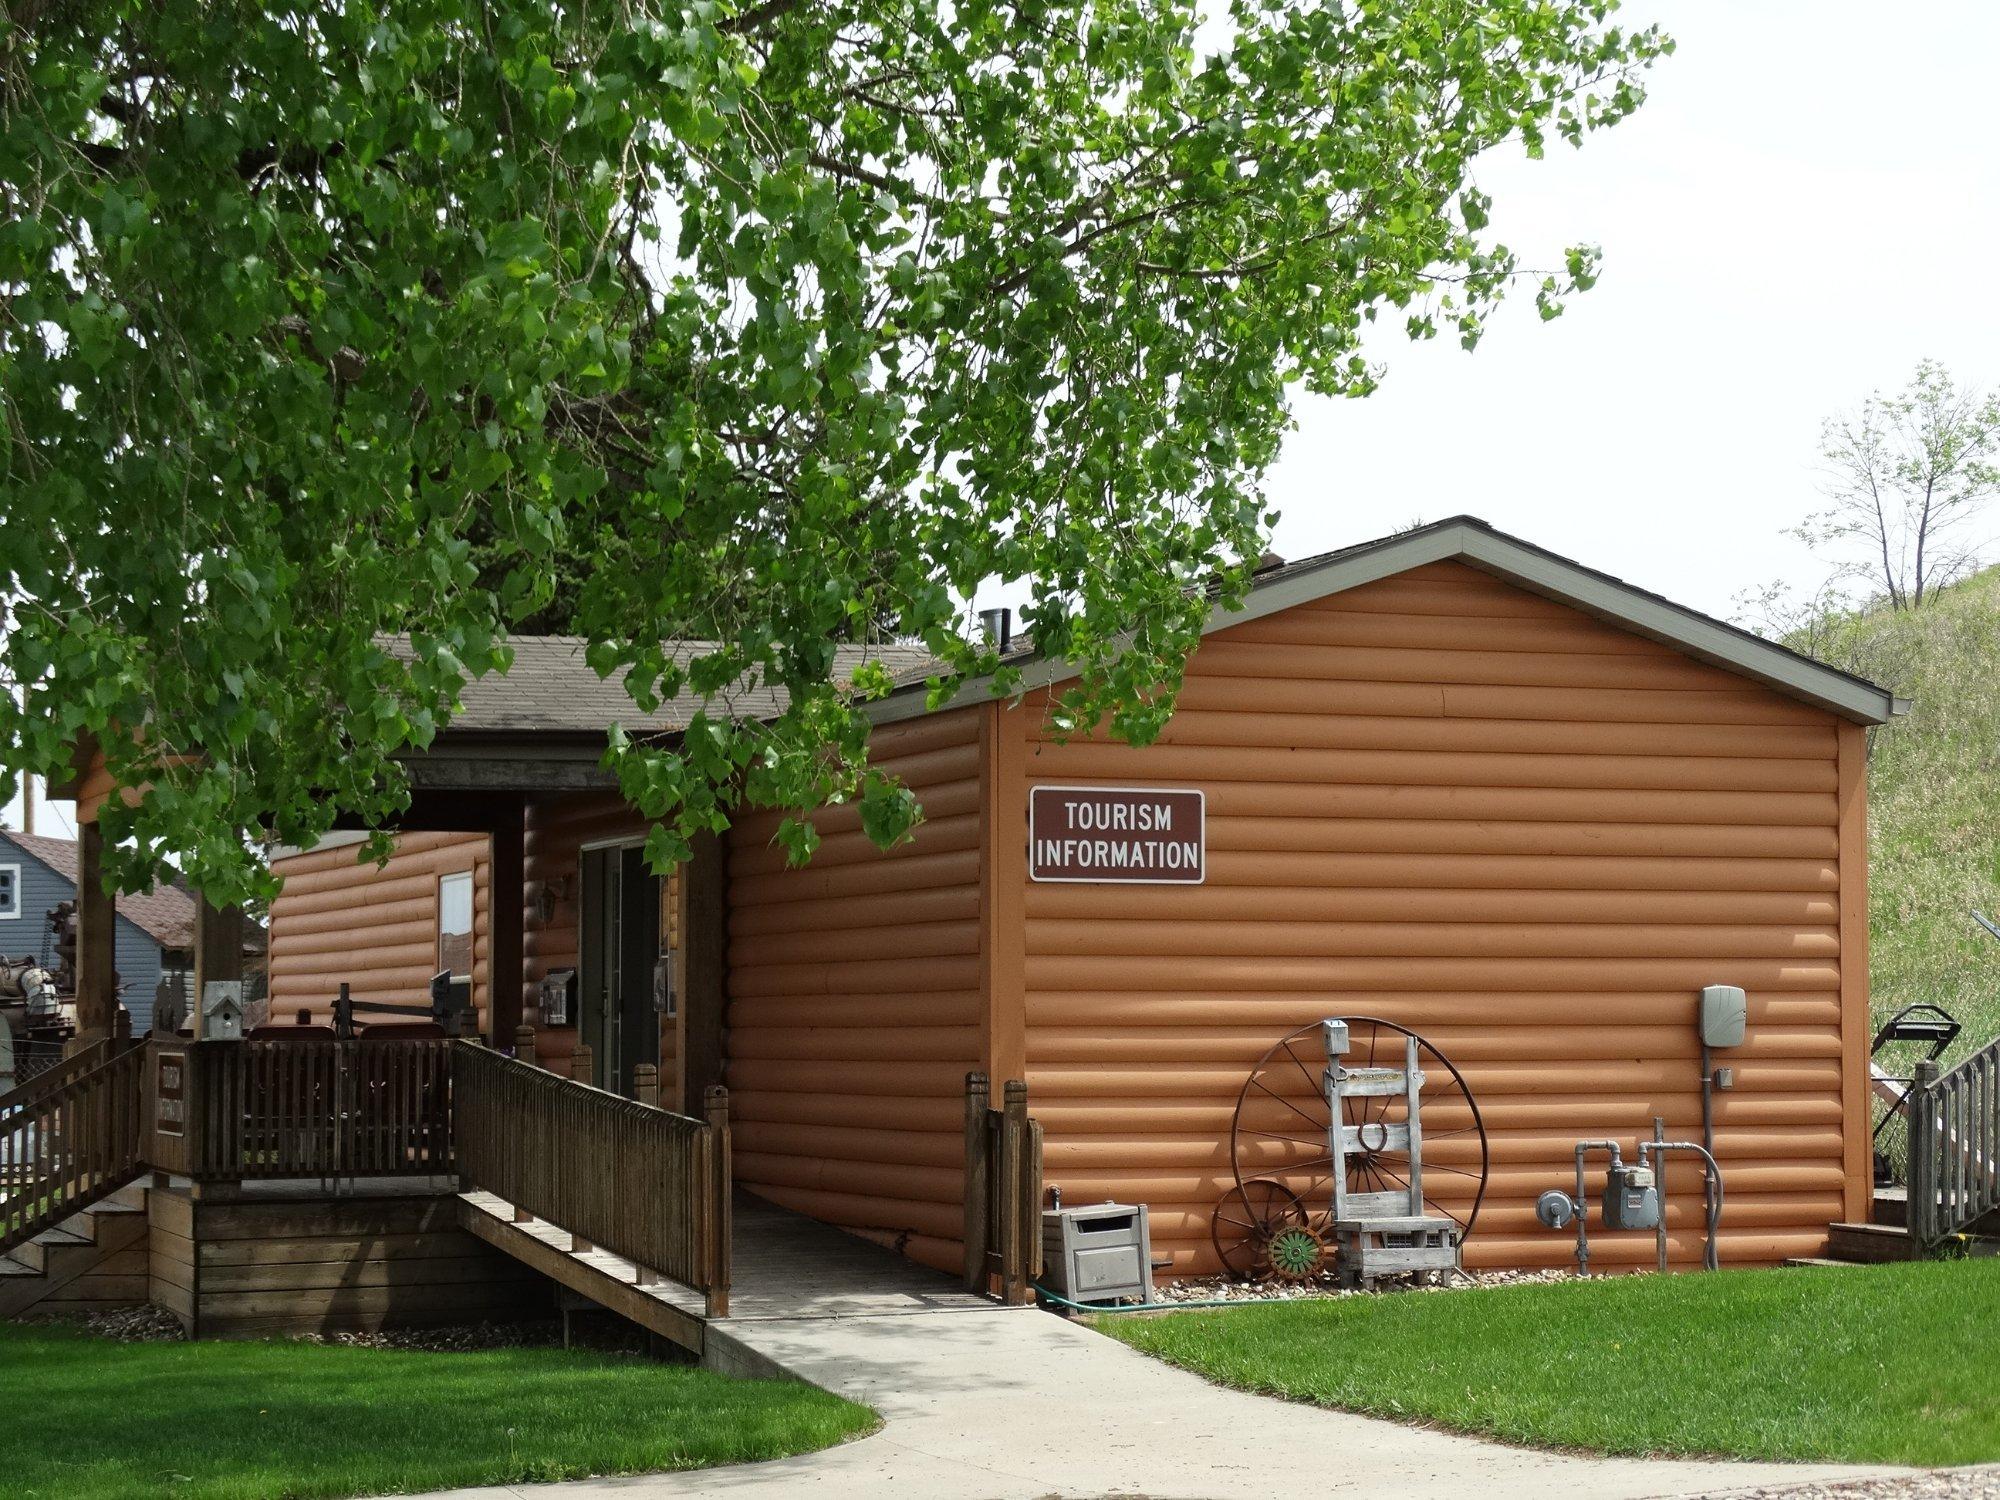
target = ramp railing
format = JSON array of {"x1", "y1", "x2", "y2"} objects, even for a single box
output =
[
  {"x1": 452, "y1": 1041, "x2": 731, "y2": 1315},
  {"x1": 144, "y1": 1037, "x2": 454, "y2": 1184},
  {"x1": 0, "y1": 1038, "x2": 147, "y2": 1256},
  {"x1": 1907, "y1": 1039, "x2": 2000, "y2": 1247}
]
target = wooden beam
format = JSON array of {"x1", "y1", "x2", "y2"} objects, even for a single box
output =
[
  {"x1": 403, "y1": 758, "x2": 618, "y2": 792},
  {"x1": 193, "y1": 897, "x2": 245, "y2": 998},
  {"x1": 489, "y1": 800, "x2": 526, "y2": 1042},
  {"x1": 327, "y1": 789, "x2": 533, "y2": 834},
  {"x1": 72, "y1": 820, "x2": 117, "y2": 1047},
  {"x1": 678, "y1": 831, "x2": 727, "y2": 1104}
]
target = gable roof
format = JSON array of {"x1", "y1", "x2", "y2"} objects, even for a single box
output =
[
  {"x1": 421, "y1": 636, "x2": 944, "y2": 738},
  {"x1": 0, "y1": 829, "x2": 201, "y2": 948},
  {"x1": 870, "y1": 515, "x2": 1903, "y2": 727}
]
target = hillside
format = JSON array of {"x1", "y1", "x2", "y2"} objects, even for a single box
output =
[{"x1": 1806, "y1": 567, "x2": 2000, "y2": 1053}]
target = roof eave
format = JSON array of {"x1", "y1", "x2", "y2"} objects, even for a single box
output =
[{"x1": 867, "y1": 517, "x2": 1900, "y2": 728}]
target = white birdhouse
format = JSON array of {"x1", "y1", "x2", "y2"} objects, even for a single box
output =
[{"x1": 197, "y1": 980, "x2": 246, "y2": 1042}]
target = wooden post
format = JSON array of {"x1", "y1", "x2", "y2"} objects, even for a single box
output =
[
  {"x1": 962, "y1": 1072, "x2": 990, "y2": 1292},
  {"x1": 1000, "y1": 1079, "x2": 1029, "y2": 1305},
  {"x1": 488, "y1": 801, "x2": 526, "y2": 1042},
  {"x1": 570, "y1": 1043, "x2": 594, "y2": 1087},
  {"x1": 704, "y1": 1084, "x2": 731, "y2": 1319},
  {"x1": 633, "y1": 1062, "x2": 659, "y2": 1108},
  {"x1": 72, "y1": 820, "x2": 118, "y2": 1049},
  {"x1": 1908, "y1": 1059, "x2": 1940, "y2": 1246},
  {"x1": 513, "y1": 1023, "x2": 538, "y2": 1067},
  {"x1": 679, "y1": 832, "x2": 726, "y2": 1105},
  {"x1": 193, "y1": 895, "x2": 245, "y2": 997}
]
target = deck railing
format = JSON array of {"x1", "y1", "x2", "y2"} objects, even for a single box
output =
[
  {"x1": 962, "y1": 1073, "x2": 1043, "y2": 1304},
  {"x1": 144, "y1": 1038, "x2": 455, "y2": 1183},
  {"x1": 452, "y1": 1041, "x2": 731, "y2": 1314},
  {"x1": 0, "y1": 1038, "x2": 148, "y2": 1256},
  {"x1": 1908, "y1": 1040, "x2": 2000, "y2": 1247}
]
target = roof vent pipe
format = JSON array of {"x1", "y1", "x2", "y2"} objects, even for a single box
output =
[{"x1": 978, "y1": 607, "x2": 1012, "y2": 652}]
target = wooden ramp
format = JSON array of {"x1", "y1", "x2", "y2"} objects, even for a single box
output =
[
  {"x1": 460, "y1": 1188, "x2": 1002, "y2": 1368},
  {"x1": 458, "y1": 1190, "x2": 710, "y2": 1354}
]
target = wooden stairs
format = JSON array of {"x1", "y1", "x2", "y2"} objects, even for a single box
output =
[
  {"x1": 1785, "y1": 1187, "x2": 2000, "y2": 1267},
  {"x1": 0, "y1": 1182, "x2": 151, "y2": 1317}
]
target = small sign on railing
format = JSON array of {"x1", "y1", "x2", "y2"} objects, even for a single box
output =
[{"x1": 153, "y1": 1047, "x2": 187, "y2": 1138}]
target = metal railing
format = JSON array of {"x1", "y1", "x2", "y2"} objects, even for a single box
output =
[
  {"x1": 1907, "y1": 1038, "x2": 2000, "y2": 1247},
  {"x1": 962, "y1": 1073, "x2": 1043, "y2": 1304},
  {"x1": 452, "y1": 1041, "x2": 731, "y2": 1314},
  {"x1": 0, "y1": 1038, "x2": 148, "y2": 1256}
]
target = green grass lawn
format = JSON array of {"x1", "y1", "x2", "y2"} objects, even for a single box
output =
[
  {"x1": 1103, "y1": 1260, "x2": 2000, "y2": 1466},
  {"x1": 0, "y1": 1323, "x2": 875, "y2": 1499}
]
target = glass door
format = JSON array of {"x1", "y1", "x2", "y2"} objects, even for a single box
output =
[{"x1": 578, "y1": 844, "x2": 662, "y2": 1096}]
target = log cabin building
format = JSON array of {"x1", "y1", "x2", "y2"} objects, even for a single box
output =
[{"x1": 264, "y1": 516, "x2": 1900, "y2": 1279}]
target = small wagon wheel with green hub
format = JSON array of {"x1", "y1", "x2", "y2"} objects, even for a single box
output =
[
  {"x1": 1225, "y1": 1016, "x2": 1491, "y2": 1248},
  {"x1": 1211, "y1": 1177, "x2": 1315, "y2": 1281}
]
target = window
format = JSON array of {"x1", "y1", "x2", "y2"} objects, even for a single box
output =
[
  {"x1": 0, "y1": 863, "x2": 18, "y2": 920},
  {"x1": 437, "y1": 871, "x2": 474, "y2": 978}
]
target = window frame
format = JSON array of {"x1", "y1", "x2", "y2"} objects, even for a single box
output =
[
  {"x1": 436, "y1": 869, "x2": 476, "y2": 979},
  {"x1": 0, "y1": 862, "x2": 19, "y2": 921}
]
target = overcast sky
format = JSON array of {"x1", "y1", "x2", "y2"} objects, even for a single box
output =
[
  {"x1": 9, "y1": 3, "x2": 1994, "y2": 840},
  {"x1": 1262, "y1": 0, "x2": 2000, "y2": 618}
]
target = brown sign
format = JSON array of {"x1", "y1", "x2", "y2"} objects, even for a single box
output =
[
  {"x1": 154, "y1": 1048, "x2": 186, "y2": 1138},
  {"x1": 1029, "y1": 785, "x2": 1205, "y2": 884}
]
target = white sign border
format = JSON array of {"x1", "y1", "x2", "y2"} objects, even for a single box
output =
[{"x1": 1026, "y1": 783, "x2": 1207, "y2": 886}]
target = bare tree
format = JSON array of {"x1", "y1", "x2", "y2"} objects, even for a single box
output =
[{"x1": 1800, "y1": 361, "x2": 2000, "y2": 609}]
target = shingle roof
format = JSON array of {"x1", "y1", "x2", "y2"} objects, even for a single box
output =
[
  {"x1": 1, "y1": 830, "x2": 200, "y2": 948},
  {"x1": 423, "y1": 636, "x2": 945, "y2": 737}
]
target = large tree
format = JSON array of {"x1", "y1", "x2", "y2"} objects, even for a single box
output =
[{"x1": 1, "y1": 0, "x2": 1669, "y2": 902}]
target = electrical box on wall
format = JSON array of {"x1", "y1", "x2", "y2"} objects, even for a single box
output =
[{"x1": 1699, "y1": 985, "x2": 1747, "y2": 1049}]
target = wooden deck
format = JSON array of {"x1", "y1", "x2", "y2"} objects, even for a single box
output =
[{"x1": 459, "y1": 1188, "x2": 1000, "y2": 1364}]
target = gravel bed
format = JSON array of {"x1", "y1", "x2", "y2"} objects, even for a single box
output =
[
  {"x1": 18, "y1": 1305, "x2": 187, "y2": 1342},
  {"x1": 1730, "y1": 1468, "x2": 2000, "y2": 1499},
  {"x1": 15, "y1": 1306, "x2": 587, "y2": 1352},
  {"x1": 1143, "y1": 1266, "x2": 1579, "y2": 1306}
]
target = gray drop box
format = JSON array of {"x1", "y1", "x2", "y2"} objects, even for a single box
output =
[{"x1": 1041, "y1": 1201, "x2": 1155, "y2": 1305}]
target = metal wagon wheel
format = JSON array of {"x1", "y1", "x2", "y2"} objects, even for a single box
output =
[
  {"x1": 1212, "y1": 1177, "x2": 1313, "y2": 1281},
  {"x1": 1227, "y1": 1016, "x2": 1490, "y2": 1238}
]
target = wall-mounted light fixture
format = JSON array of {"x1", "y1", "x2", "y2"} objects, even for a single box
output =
[{"x1": 536, "y1": 875, "x2": 574, "y2": 924}]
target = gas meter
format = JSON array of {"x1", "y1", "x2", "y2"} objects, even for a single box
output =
[{"x1": 1601, "y1": 1162, "x2": 1660, "y2": 1231}]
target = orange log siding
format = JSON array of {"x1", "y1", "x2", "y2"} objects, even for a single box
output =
[
  {"x1": 725, "y1": 707, "x2": 988, "y2": 1275},
  {"x1": 1009, "y1": 560, "x2": 1865, "y2": 1275},
  {"x1": 267, "y1": 833, "x2": 491, "y2": 1030},
  {"x1": 521, "y1": 791, "x2": 678, "y2": 1102}
]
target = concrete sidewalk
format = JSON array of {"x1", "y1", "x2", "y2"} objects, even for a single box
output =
[{"x1": 429, "y1": 1305, "x2": 1902, "y2": 1499}]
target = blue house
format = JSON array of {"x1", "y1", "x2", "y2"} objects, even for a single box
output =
[{"x1": 0, "y1": 829, "x2": 198, "y2": 1035}]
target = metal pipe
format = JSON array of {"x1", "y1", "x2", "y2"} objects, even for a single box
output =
[
  {"x1": 1640, "y1": 1139, "x2": 1725, "y2": 1271},
  {"x1": 1572, "y1": 1140, "x2": 1622, "y2": 1276},
  {"x1": 1652, "y1": 1116, "x2": 1669, "y2": 1274}
]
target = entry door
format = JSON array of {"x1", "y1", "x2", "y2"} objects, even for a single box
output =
[{"x1": 579, "y1": 844, "x2": 662, "y2": 1097}]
